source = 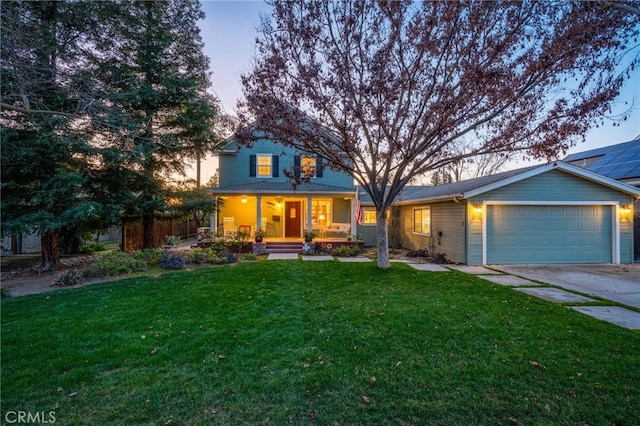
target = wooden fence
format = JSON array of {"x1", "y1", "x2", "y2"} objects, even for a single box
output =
[{"x1": 122, "y1": 219, "x2": 198, "y2": 252}]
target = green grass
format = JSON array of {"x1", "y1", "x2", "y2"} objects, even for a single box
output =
[{"x1": 2, "y1": 261, "x2": 639, "y2": 425}]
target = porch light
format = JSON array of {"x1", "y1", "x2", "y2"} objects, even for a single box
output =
[
  {"x1": 474, "y1": 205, "x2": 483, "y2": 216},
  {"x1": 241, "y1": 196, "x2": 247, "y2": 203},
  {"x1": 619, "y1": 205, "x2": 632, "y2": 216}
]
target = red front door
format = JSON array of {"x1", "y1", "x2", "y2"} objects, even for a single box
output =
[{"x1": 285, "y1": 201, "x2": 302, "y2": 238}]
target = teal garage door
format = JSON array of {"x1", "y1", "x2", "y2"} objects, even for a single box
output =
[{"x1": 486, "y1": 205, "x2": 612, "y2": 264}]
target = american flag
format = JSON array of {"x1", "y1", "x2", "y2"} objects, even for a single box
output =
[{"x1": 355, "y1": 197, "x2": 363, "y2": 225}]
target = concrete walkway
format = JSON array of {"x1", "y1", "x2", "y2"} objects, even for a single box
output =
[
  {"x1": 267, "y1": 253, "x2": 299, "y2": 260},
  {"x1": 493, "y1": 264, "x2": 640, "y2": 309}
]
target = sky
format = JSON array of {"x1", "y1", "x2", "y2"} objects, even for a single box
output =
[{"x1": 192, "y1": 0, "x2": 640, "y2": 183}]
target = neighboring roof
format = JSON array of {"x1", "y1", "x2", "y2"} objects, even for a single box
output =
[
  {"x1": 209, "y1": 181, "x2": 355, "y2": 196},
  {"x1": 563, "y1": 138, "x2": 640, "y2": 181},
  {"x1": 359, "y1": 161, "x2": 640, "y2": 205}
]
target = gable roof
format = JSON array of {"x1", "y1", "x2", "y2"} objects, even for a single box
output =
[
  {"x1": 563, "y1": 138, "x2": 640, "y2": 182},
  {"x1": 360, "y1": 161, "x2": 640, "y2": 205}
]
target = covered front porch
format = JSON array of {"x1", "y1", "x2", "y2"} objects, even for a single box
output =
[{"x1": 209, "y1": 183, "x2": 359, "y2": 241}]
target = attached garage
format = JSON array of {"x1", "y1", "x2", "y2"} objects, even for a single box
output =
[
  {"x1": 485, "y1": 204, "x2": 614, "y2": 264},
  {"x1": 392, "y1": 162, "x2": 639, "y2": 266}
]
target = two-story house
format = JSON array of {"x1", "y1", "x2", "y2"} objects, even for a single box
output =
[
  {"x1": 211, "y1": 130, "x2": 639, "y2": 264},
  {"x1": 209, "y1": 134, "x2": 359, "y2": 243}
]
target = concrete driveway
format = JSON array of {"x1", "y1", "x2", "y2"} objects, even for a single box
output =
[{"x1": 492, "y1": 264, "x2": 640, "y2": 309}]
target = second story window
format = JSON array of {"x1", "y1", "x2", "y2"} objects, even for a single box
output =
[
  {"x1": 250, "y1": 154, "x2": 279, "y2": 178},
  {"x1": 294, "y1": 155, "x2": 323, "y2": 178},
  {"x1": 257, "y1": 154, "x2": 272, "y2": 177},
  {"x1": 301, "y1": 156, "x2": 316, "y2": 177}
]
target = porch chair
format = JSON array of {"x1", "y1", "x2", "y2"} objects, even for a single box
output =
[
  {"x1": 223, "y1": 217, "x2": 235, "y2": 238},
  {"x1": 238, "y1": 224, "x2": 252, "y2": 237}
]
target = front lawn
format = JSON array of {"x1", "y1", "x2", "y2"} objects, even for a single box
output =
[{"x1": 2, "y1": 261, "x2": 639, "y2": 425}]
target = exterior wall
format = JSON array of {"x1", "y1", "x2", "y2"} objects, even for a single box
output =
[
  {"x1": 219, "y1": 139, "x2": 353, "y2": 188},
  {"x1": 217, "y1": 195, "x2": 353, "y2": 238},
  {"x1": 332, "y1": 198, "x2": 351, "y2": 223},
  {"x1": 397, "y1": 201, "x2": 466, "y2": 264},
  {"x1": 466, "y1": 170, "x2": 636, "y2": 264},
  {"x1": 357, "y1": 225, "x2": 377, "y2": 247},
  {"x1": 355, "y1": 206, "x2": 397, "y2": 248},
  {"x1": 1, "y1": 234, "x2": 41, "y2": 255}
]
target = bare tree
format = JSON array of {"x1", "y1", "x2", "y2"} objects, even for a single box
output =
[
  {"x1": 239, "y1": 0, "x2": 639, "y2": 268},
  {"x1": 434, "y1": 140, "x2": 509, "y2": 184}
]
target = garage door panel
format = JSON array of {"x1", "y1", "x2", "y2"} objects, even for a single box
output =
[
  {"x1": 487, "y1": 205, "x2": 612, "y2": 264},
  {"x1": 534, "y1": 221, "x2": 549, "y2": 231}
]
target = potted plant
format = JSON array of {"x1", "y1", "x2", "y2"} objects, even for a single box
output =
[
  {"x1": 254, "y1": 229, "x2": 266, "y2": 243},
  {"x1": 303, "y1": 230, "x2": 316, "y2": 242}
]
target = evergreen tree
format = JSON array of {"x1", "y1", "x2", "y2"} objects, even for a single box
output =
[
  {"x1": 1, "y1": 0, "x2": 218, "y2": 265},
  {"x1": 93, "y1": 0, "x2": 215, "y2": 248},
  {"x1": 1, "y1": 1, "x2": 103, "y2": 269}
]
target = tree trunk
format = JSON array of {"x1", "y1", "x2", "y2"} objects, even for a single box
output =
[
  {"x1": 143, "y1": 213, "x2": 155, "y2": 249},
  {"x1": 196, "y1": 151, "x2": 201, "y2": 188},
  {"x1": 375, "y1": 209, "x2": 390, "y2": 269},
  {"x1": 41, "y1": 230, "x2": 61, "y2": 271}
]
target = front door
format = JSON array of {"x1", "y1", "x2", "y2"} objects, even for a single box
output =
[{"x1": 285, "y1": 201, "x2": 302, "y2": 238}]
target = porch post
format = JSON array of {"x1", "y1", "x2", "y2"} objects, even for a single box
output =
[
  {"x1": 307, "y1": 196, "x2": 313, "y2": 231},
  {"x1": 210, "y1": 197, "x2": 217, "y2": 235},
  {"x1": 350, "y1": 197, "x2": 357, "y2": 237},
  {"x1": 256, "y1": 195, "x2": 262, "y2": 232}
]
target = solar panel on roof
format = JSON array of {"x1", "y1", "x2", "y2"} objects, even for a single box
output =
[{"x1": 572, "y1": 140, "x2": 640, "y2": 180}]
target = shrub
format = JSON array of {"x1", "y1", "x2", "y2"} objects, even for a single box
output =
[
  {"x1": 186, "y1": 248, "x2": 222, "y2": 264},
  {"x1": 158, "y1": 251, "x2": 186, "y2": 270},
  {"x1": 133, "y1": 249, "x2": 165, "y2": 266},
  {"x1": 227, "y1": 230, "x2": 251, "y2": 253},
  {"x1": 332, "y1": 245, "x2": 360, "y2": 257},
  {"x1": 53, "y1": 268, "x2": 84, "y2": 286},
  {"x1": 91, "y1": 251, "x2": 148, "y2": 275},
  {"x1": 0, "y1": 286, "x2": 9, "y2": 299},
  {"x1": 220, "y1": 252, "x2": 238, "y2": 263},
  {"x1": 240, "y1": 253, "x2": 257, "y2": 261},
  {"x1": 79, "y1": 243, "x2": 107, "y2": 254},
  {"x1": 163, "y1": 235, "x2": 181, "y2": 248}
]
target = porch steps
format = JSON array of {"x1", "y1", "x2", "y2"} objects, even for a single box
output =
[{"x1": 265, "y1": 241, "x2": 303, "y2": 254}]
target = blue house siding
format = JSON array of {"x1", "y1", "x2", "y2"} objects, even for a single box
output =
[
  {"x1": 213, "y1": 135, "x2": 359, "y2": 240},
  {"x1": 397, "y1": 202, "x2": 466, "y2": 264},
  {"x1": 219, "y1": 139, "x2": 354, "y2": 189},
  {"x1": 466, "y1": 170, "x2": 636, "y2": 265},
  {"x1": 467, "y1": 170, "x2": 634, "y2": 204}
]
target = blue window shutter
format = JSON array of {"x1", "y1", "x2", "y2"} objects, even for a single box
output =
[
  {"x1": 294, "y1": 155, "x2": 301, "y2": 178},
  {"x1": 316, "y1": 156, "x2": 323, "y2": 177},
  {"x1": 249, "y1": 155, "x2": 256, "y2": 177},
  {"x1": 272, "y1": 155, "x2": 279, "y2": 177}
]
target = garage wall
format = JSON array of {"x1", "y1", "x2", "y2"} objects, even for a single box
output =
[
  {"x1": 398, "y1": 201, "x2": 466, "y2": 263},
  {"x1": 466, "y1": 170, "x2": 636, "y2": 265}
]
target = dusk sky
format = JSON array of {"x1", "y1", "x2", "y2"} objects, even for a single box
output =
[{"x1": 193, "y1": 0, "x2": 640, "y2": 183}]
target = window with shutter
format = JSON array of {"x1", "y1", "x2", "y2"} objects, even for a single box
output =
[
  {"x1": 301, "y1": 156, "x2": 316, "y2": 177},
  {"x1": 256, "y1": 154, "x2": 272, "y2": 177},
  {"x1": 249, "y1": 155, "x2": 256, "y2": 177}
]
